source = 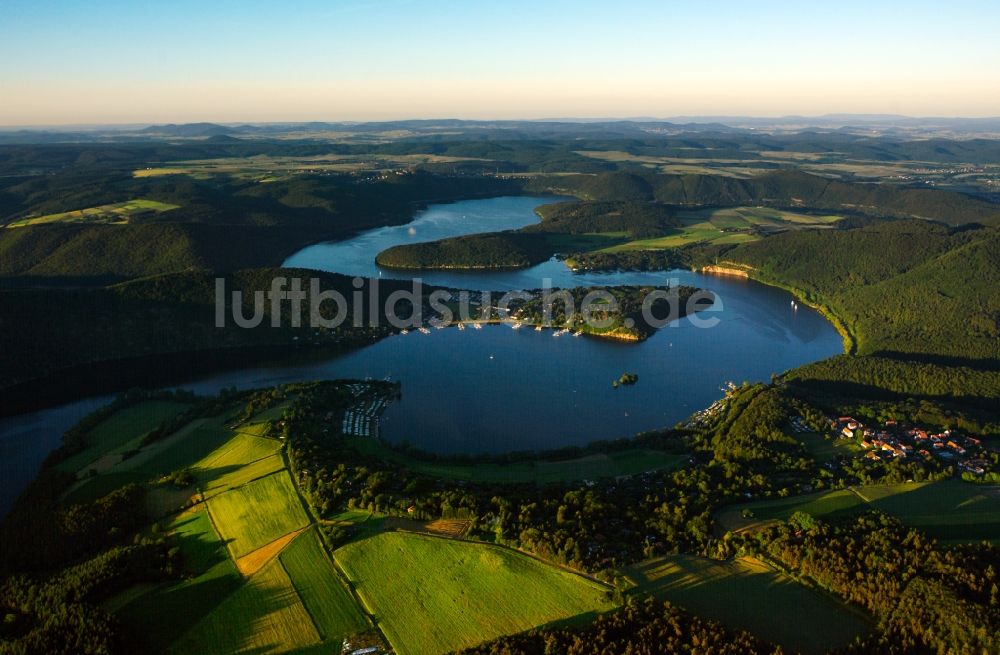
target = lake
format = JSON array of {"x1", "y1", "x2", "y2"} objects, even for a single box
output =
[{"x1": 0, "y1": 196, "x2": 843, "y2": 514}]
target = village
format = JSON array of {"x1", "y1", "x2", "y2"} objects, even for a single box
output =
[{"x1": 830, "y1": 415, "x2": 994, "y2": 476}]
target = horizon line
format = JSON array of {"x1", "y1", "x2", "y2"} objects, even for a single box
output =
[{"x1": 4, "y1": 113, "x2": 1000, "y2": 131}]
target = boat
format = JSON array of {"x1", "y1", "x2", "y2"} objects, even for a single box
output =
[
  {"x1": 399, "y1": 329, "x2": 408, "y2": 335},
  {"x1": 418, "y1": 327, "x2": 431, "y2": 334},
  {"x1": 573, "y1": 331, "x2": 582, "y2": 337},
  {"x1": 511, "y1": 322, "x2": 522, "y2": 330},
  {"x1": 534, "y1": 325, "x2": 543, "y2": 331},
  {"x1": 457, "y1": 322, "x2": 465, "y2": 330},
  {"x1": 473, "y1": 322, "x2": 483, "y2": 330}
]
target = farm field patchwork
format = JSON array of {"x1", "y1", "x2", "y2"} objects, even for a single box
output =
[
  {"x1": 6, "y1": 199, "x2": 179, "y2": 227},
  {"x1": 335, "y1": 531, "x2": 616, "y2": 655},
  {"x1": 55, "y1": 400, "x2": 191, "y2": 475},
  {"x1": 170, "y1": 557, "x2": 320, "y2": 655},
  {"x1": 279, "y1": 528, "x2": 370, "y2": 642},
  {"x1": 625, "y1": 555, "x2": 872, "y2": 655},
  {"x1": 115, "y1": 416, "x2": 233, "y2": 476},
  {"x1": 61, "y1": 412, "x2": 276, "y2": 508},
  {"x1": 191, "y1": 431, "x2": 284, "y2": 497},
  {"x1": 600, "y1": 206, "x2": 842, "y2": 253},
  {"x1": 717, "y1": 480, "x2": 1000, "y2": 544},
  {"x1": 207, "y1": 471, "x2": 311, "y2": 559},
  {"x1": 132, "y1": 154, "x2": 483, "y2": 181}
]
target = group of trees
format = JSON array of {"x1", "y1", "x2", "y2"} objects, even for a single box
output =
[
  {"x1": 0, "y1": 476, "x2": 181, "y2": 655},
  {"x1": 728, "y1": 512, "x2": 1000, "y2": 654},
  {"x1": 375, "y1": 231, "x2": 554, "y2": 270},
  {"x1": 1, "y1": 542, "x2": 177, "y2": 655},
  {"x1": 460, "y1": 596, "x2": 781, "y2": 655},
  {"x1": 532, "y1": 200, "x2": 678, "y2": 238},
  {"x1": 563, "y1": 248, "x2": 688, "y2": 272}
]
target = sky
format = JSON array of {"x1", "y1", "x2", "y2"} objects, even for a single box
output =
[{"x1": 1, "y1": 0, "x2": 999, "y2": 125}]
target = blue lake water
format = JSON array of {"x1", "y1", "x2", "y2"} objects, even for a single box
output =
[{"x1": 0, "y1": 196, "x2": 843, "y2": 513}]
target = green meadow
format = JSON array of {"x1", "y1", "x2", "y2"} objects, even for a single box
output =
[
  {"x1": 207, "y1": 471, "x2": 311, "y2": 559},
  {"x1": 6, "y1": 199, "x2": 179, "y2": 227},
  {"x1": 279, "y1": 528, "x2": 369, "y2": 642},
  {"x1": 349, "y1": 438, "x2": 686, "y2": 483},
  {"x1": 335, "y1": 531, "x2": 616, "y2": 655},
  {"x1": 56, "y1": 400, "x2": 191, "y2": 475},
  {"x1": 170, "y1": 557, "x2": 320, "y2": 655},
  {"x1": 600, "y1": 206, "x2": 842, "y2": 253},
  {"x1": 717, "y1": 480, "x2": 1000, "y2": 544}
]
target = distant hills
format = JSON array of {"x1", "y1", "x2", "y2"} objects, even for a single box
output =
[{"x1": 4, "y1": 114, "x2": 1000, "y2": 142}]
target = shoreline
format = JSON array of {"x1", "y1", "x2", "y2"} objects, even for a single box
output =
[{"x1": 699, "y1": 264, "x2": 856, "y2": 355}]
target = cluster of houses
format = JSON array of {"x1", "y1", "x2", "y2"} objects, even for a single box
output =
[{"x1": 834, "y1": 416, "x2": 992, "y2": 475}]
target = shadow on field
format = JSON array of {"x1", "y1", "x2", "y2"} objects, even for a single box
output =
[{"x1": 117, "y1": 512, "x2": 242, "y2": 649}]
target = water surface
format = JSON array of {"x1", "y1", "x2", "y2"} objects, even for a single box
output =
[{"x1": 0, "y1": 196, "x2": 842, "y2": 513}]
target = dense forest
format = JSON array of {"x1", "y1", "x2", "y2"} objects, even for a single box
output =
[
  {"x1": 0, "y1": 171, "x2": 518, "y2": 281},
  {"x1": 688, "y1": 220, "x2": 1000, "y2": 424},
  {"x1": 728, "y1": 512, "x2": 1000, "y2": 654},
  {"x1": 375, "y1": 231, "x2": 554, "y2": 269},
  {"x1": 0, "y1": 268, "x2": 445, "y2": 404},
  {"x1": 460, "y1": 597, "x2": 781, "y2": 655}
]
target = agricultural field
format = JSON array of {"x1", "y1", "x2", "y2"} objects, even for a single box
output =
[
  {"x1": 133, "y1": 153, "x2": 483, "y2": 181},
  {"x1": 60, "y1": 412, "x2": 277, "y2": 509},
  {"x1": 796, "y1": 431, "x2": 865, "y2": 463},
  {"x1": 335, "y1": 531, "x2": 616, "y2": 655},
  {"x1": 349, "y1": 438, "x2": 686, "y2": 483},
  {"x1": 5, "y1": 199, "x2": 179, "y2": 227},
  {"x1": 207, "y1": 471, "x2": 311, "y2": 559},
  {"x1": 100, "y1": 402, "x2": 375, "y2": 655},
  {"x1": 572, "y1": 148, "x2": 987, "y2": 187},
  {"x1": 279, "y1": 528, "x2": 370, "y2": 641},
  {"x1": 573, "y1": 150, "x2": 769, "y2": 177},
  {"x1": 55, "y1": 400, "x2": 192, "y2": 476},
  {"x1": 716, "y1": 480, "x2": 1000, "y2": 544},
  {"x1": 117, "y1": 508, "x2": 242, "y2": 648},
  {"x1": 600, "y1": 206, "x2": 842, "y2": 253},
  {"x1": 190, "y1": 431, "x2": 284, "y2": 498},
  {"x1": 171, "y1": 557, "x2": 320, "y2": 655},
  {"x1": 625, "y1": 555, "x2": 872, "y2": 655}
]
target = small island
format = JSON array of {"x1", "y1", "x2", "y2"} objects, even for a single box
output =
[{"x1": 613, "y1": 372, "x2": 639, "y2": 388}]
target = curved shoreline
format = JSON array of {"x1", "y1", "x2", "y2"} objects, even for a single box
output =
[{"x1": 699, "y1": 265, "x2": 855, "y2": 356}]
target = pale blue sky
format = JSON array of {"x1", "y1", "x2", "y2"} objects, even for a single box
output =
[{"x1": 1, "y1": 0, "x2": 998, "y2": 124}]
